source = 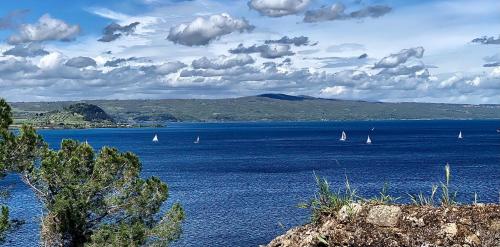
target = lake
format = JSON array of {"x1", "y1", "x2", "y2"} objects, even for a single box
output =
[{"x1": 1, "y1": 120, "x2": 500, "y2": 246}]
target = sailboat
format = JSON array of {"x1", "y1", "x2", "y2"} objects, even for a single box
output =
[
  {"x1": 194, "y1": 136, "x2": 200, "y2": 144},
  {"x1": 339, "y1": 131, "x2": 347, "y2": 141},
  {"x1": 152, "y1": 134, "x2": 159, "y2": 143},
  {"x1": 366, "y1": 135, "x2": 372, "y2": 144},
  {"x1": 458, "y1": 131, "x2": 463, "y2": 139}
]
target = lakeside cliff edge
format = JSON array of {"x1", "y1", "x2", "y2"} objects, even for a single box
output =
[{"x1": 266, "y1": 204, "x2": 500, "y2": 247}]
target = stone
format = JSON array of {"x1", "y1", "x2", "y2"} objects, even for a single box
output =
[
  {"x1": 490, "y1": 220, "x2": 500, "y2": 231},
  {"x1": 465, "y1": 234, "x2": 481, "y2": 246},
  {"x1": 441, "y1": 223, "x2": 458, "y2": 237},
  {"x1": 406, "y1": 216, "x2": 425, "y2": 227},
  {"x1": 338, "y1": 203, "x2": 362, "y2": 221},
  {"x1": 366, "y1": 205, "x2": 402, "y2": 227}
]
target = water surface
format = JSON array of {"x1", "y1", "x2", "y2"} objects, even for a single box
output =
[{"x1": 1, "y1": 120, "x2": 500, "y2": 246}]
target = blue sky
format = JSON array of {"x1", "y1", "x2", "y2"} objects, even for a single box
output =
[{"x1": 0, "y1": 0, "x2": 499, "y2": 103}]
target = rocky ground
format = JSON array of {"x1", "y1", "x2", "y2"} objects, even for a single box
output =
[{"x1": 266, "y1": 204, "x2": 500, "y2": 247}]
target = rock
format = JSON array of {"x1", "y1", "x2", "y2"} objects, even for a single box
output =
[
  {"x1": 441, "y1": 223, "x2": 458, "y2": 237},
  {"x1": 338, "y1": 203, "x2": 362, "y2": 221},
  {"x1": 266, "y1": 204, "x2": 500, "y2": 247},
  {"x1": 405, "y1": 216, "x2": 425, "y2": 227},
  {"x1": 465, "y1": 234, "x2": 481, "y2": 246},
  {"x1": 490, "y1": 220, "x2": 500, "y2": 231},
  {"x1": 366, "y1": 205, "x2": 402, "y2": 227}
]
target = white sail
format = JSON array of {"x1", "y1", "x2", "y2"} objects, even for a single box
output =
[
  {"x1": 194, "y1": 136, "x2": 200, "y2": 144},
  {"x1": 152, "y1": 134, "x2": 159, "y2": 142},
  {"x1": 340, "y1": 131, "x2": 347, "y2": 141},
  {"x1": 458, "y1": 131, "x2": 463, "y2": 139},
  {"x1": 366, "y1": 135, "x2": 372, "y2": 144}
]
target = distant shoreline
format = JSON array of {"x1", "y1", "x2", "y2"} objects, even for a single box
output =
[
  {"x1": 13, "y1": 118, "x2": 500, "y2": 131},
  {"x1": 11, "y1": 94, "x2": 500, "y2": 128}
]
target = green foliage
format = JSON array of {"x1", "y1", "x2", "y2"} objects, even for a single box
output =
[
  {"x1": 0, "y1": 99, "x2": 14, "y2": 239},
  {"x1": 24, "y1": 140, "x2": 185, "y2": 246},
  {"x1": 0, "y1": 99, "x2": 12, "y2": 131},
  {"x1": 0, "y1": 206, "x2": 9, "y2": 240},
  {"x1": 368, "y1": 182, "x2": 400, "y2": 204},
  {"x1": 65, "y1": 103, "x2": 114, "y2": 122},
  {"x1": 409, "y1": 185, "x2": 438, "y2": 206},
  {"x1": 408, "y1": 164, "x2": 457, "y2": 207},
  {"x1": 299, "y1": 173, "x2": 357, "y2": 224},
  {"x1": 1, "y1": 99, "x2": 184, "y2": 246}
]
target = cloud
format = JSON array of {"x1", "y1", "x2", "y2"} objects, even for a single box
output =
[
  {"x1": 65, "y1": 57, "x2": 97, "y2": 68},
  {"x1": 326, "y1": 43, "x2": 365, "y2": 53},
  {"x1": 320, "y1": 86, "x2": 347, "y2": 96},
  {"x1": 98, "y1": 22, "x2": 140, "y2": 42},
  {"x1": 38, "y1": 52, "x2": 65, "y2": 70},
  {"x1": 373, "y1": 47, "x2": 424, "y2": 69},
  {"x1": 140, "y1": 61, "x2": 186, "y2": 75},
  {"x1": 104, "y1": 57, "x2": 137, "y2": 67},
  {"x1": 3, "y1": 43, "x2": 49, "y2": 57},
  {"x1": 304, "y1": 3, "x2": 391, "y2": 23},
  {"x1": 483, "y1": 63, "x2": 500, "y2": 67},
  {"x1": 192, "y1": 54, "x2": 255, "y2": 70},
  {"x1": 0, "y1": 44, "x2": 499, "y2": 104},
  {"x1": 312, "y1": 55, "x2": 369, "y2": 68},
  {"x1": 471, "y1": 35, "x2": 500, "y2": 45},
  {"x1": 248, "y1": 0, "x2": 311, "y2": 17},
  {"x1": 167, "y1": 13, "x2": 254, "y2": 46},
  {"x1": 8, "y1": 14, "x2": 80, "y2": 44},
  {"x1": 229, "y1": 43, "x2": 294, "y2": 58},
  {"x1": 264, "y1": 36, "x2": 312, "y2": 46},
  {"x1": 0, "y1": 9, "x2": 29, "y2": 30},
  {"x1": 483, "y1": 53, "x2": 500, "y2": 67}
]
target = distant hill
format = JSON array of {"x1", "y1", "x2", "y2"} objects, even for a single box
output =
[
  {"x1": 65, "y1": 103, "x2": 114, "y2": 122},
  {"x1": 16, "y1": 103, "x2": 116, "y2": 128},
  {"x1": 9, "y1": 94, "x2": 500, "y2": 126}
]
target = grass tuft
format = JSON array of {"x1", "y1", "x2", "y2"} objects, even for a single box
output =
[{"x1": 298, "y1": 172, "x2": 357, "y2": 224}]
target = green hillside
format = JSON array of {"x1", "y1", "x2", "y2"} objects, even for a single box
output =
[
  {"x1": 9, "y1": 94, "x2": 500, "y2": 127},
  {"x1": 16, "y1": 103, "x2": 117, "y2": 128}
]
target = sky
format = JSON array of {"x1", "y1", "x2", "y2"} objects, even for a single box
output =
[{"x1": 0, "y1": 0, "x2": 499, "y2": 103}]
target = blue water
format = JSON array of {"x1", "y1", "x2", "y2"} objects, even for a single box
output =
[{"x1": 1, "y1": 120, "x2": 500, "y2": 246}]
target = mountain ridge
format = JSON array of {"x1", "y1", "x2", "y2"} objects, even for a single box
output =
[{"x1": 9, "y1": 94, "x2": 500, "y2": 126}]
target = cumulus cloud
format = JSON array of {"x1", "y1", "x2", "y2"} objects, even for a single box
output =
[
  {"x1": 229, "y1": 43, "x2": 294, "y2": 59},
  {"x1": 471, "y1": 35, "x2": 500, "y2": 45},
  {"x1": 248, "y1": 0, "x2": 311, "y2": 17},
  {"x1": 65, "y1": 57, "x2": 97, "y2": 68},
  {"x1": 373, "y1": 47, "x2": 424, "y2": 69},
  {"x1": 98, "y1": 22, "x2": 140, "y2": 42},
  {"x1": 3, "y1": 43, "x2": 49, "y2": 57},
  {"x1": 140, "y1": 61, "x2": 186, "y2": 75},
  {"x1": 320, "y1": 86, "x2": 347, "y2": 96},
  {"x1": 0, "y1": 44, "x2": 499, "y2": 103},
  {"x1": 8, "y1": 14, "x2": 80, "y2": 44},
  {"x1": 38, "y1": 52, "x2": 65, "y2": 70},
  {"x1": 167, "y1": 13, "x2": 254, "y2": 46},
  {"x1": 264, "y1": 36, "x2": 313, "y2": 46},
  {"x1": 304, "y1": 3, "x2": 391, "y2": 23},
  {"x1": 104, "y1": 57, "x2": 137, "y2": 67},
  {"x1": 192, "y1": 54, "x2": 255, "y2": 70}
]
